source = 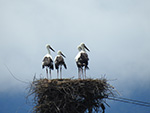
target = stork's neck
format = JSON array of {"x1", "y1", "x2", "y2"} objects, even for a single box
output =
[
  {"x1": 47, "y1": 47, "x2": 51, "y2": 54},
  {"x1": 78, "y1": 47, "x2": 82, "y2": 52},
  {"x1": 81, "y1": 47, "x2": 86, "y2": 52},
  {"x1": 79, "y1": 45, "x2": 85, "y2": 52}
]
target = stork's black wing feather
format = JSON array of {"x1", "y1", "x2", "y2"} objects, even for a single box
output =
[
  {"x1": 76, "y1": 52, "x2": 89, "y2": 69},
  {"x1": 55, "y1": 56, "x2": 67, "y2": 69},
  {"x1": 42, "y1": 57, "x2": 53, "y2": 69}
]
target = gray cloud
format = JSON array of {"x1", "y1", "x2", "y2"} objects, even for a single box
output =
[{"x1": 0, "y1": 0, "x2": 150, "y2": 95}]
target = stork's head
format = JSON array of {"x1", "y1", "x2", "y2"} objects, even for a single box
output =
[
  {"x1": 77, "y1": 46, "x2": 82, "y2": 51},
  {"x1": 58, "y1": 50, "x2": 66, "y2": 58},
  {"x1": 46, "y1": 44, "x2": 55, "y2": 52},
  {"x1": 80, "y1": 43, "x2": 90, "y2": 52}
]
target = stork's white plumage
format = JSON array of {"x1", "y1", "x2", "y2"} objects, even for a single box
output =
[
  {"x1": 75, "y1": 43, "x2": 90, "y2": 79},
  {"x1": 75, "y1": 46, "x2": 82, "y2": 62},
  {"x1": 54, "y1": 51, "x2": 67, "y2": 79},
  {"x1": 42, "y1": 44, "x2": 55, "y2": 79}
]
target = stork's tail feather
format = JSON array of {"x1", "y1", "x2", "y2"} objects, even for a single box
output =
[
  {"x1": 50, "y1": 65, "x2": 54, "y2": 70},
  {"x1": 85, "y1": 66, "x2": 89, "y2": 70},
  {"x1": 55, "y1": 65, "x2": 59, "y2": 70},
  {"x1": 64, "y1": 63, "x2": 67, "y2": 69}
]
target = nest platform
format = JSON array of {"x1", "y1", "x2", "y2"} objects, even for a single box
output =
[{"x1": 29, "y1": 78, "x2": 115, "y2": 113}]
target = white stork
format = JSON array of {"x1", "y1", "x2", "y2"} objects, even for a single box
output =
[
  {"x1": 75, "y1": 43, "x2": 90, "y2": 79},
  {"x1": 75, "y1": 46, "x2": 83, "y2": 79},
  {"x1": 54, "y1": 50, "x2": 67, "y2": 79},
  {"x1": 42, "y1": 44, "x2": 55, "y2": 79}
]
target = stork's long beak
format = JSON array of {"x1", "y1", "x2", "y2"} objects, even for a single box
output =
[
  {"x1": 50, "y1": 46, "x2": 55, "y2": 52},
  {"x1": 84, "y1": 45, "x2": 90, "y2": 52},
  {"x1": 61, "y1": 53, "x2": 66, "y2": 58}
]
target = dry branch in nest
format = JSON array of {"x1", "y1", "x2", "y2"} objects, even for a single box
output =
[{"x1": 28, "y1": 78, "x2": 115, "y2": 113}]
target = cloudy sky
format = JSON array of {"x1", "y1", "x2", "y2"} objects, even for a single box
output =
[{"x1": 0, "y1": 0, "x2": 150, "y2": 113}]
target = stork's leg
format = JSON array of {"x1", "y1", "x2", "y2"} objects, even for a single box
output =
[
  {"x1": 49, "y1": 69, "x2": 51, "y2": 79},
  {"x1": 60, "y1": 66, "x2": 62, "y2": 79},
  {"x1": 57, "y1": 69, "x2": 59, "y2": 79},
  {"x1": 81, "y1": 68, "x2": 83, "y2": 79},
  {"x1": 84, "y1": 67, "x2": 86, "y2": 79},
  {"x1": 78, "y1": 68, "x2": 80, "y2": 79},
  {"x1": 78, "y1": 68, "x2": 79, "y2": 79},
  {"x1": 46, "y1": 68, "x2": 48, "y2": 79}
]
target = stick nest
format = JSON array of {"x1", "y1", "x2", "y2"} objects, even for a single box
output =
[{"x1": 28, "y1": 78, "x2": 115, "y2": 113}]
